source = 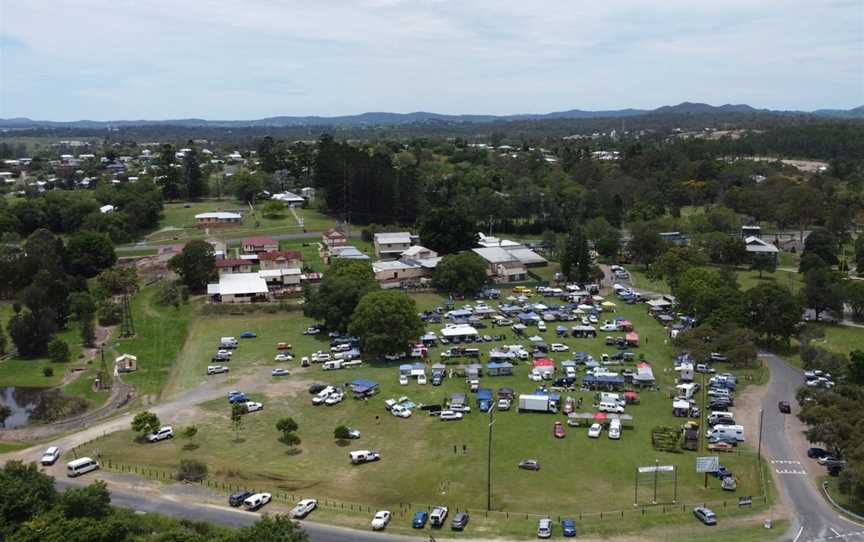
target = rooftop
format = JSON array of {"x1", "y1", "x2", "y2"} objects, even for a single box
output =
[
  {"x1": 208, "y1": 273, "x2": 269, "y2": 296},
  {"x1": 195, "y1": 212, "x2": 242, "y2": 220},
  {"x1": 375, "y1": 232, "x2": 412, "y2": 245},
  {"x1": 259, "y1": 250, "x2": 302, "y2": 261}
]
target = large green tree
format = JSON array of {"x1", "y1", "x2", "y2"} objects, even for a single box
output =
[
  {"x1": 168, "y1": 240, "x2": 216, "y2": 293},
  {"x1": 432, "y1": 252, "x2": 488, "y2": 294},
  {"x1": 750, "y1": 252, "x2": 777, "y2": 278},
  {"x1": 228, "y1": 514, "x2": 309, "y2": 542},
  {"x1": 0, "y1": 461, "x2": 56, "y2": 531},
  {"x1": 674, "y1": 267, "x2": 744, "y2": 327},
  {"x1": 303, "y1": 260, "x2": 378, "y2": 332},
  {"x1": 130, "y1": 411, "x2": 160, "y2": 437},
  {"x1": 183, "y1": 149, "x2": 206, "y2": 200},
  {"x1": 418, "y1": 208, "x2": 478, "y2": 254},
  {"x1": 627, "y1": 223, "x2": 664, "y2": 269},
  {"x1": 65, "y1": 232, "x2": 117, "y2": 278},
  {"x1": 745, "y1": 283, "x2": 801, "y2": 344},
  {"x1": 801, "y1": 266, "x2": 845, "y2": 321},
  {"x1": 348, "y1": 290, "x2": 424, "y2": 359},
  {"x1": 802, "y1": 227, "x2": 839, "y2": 267}
]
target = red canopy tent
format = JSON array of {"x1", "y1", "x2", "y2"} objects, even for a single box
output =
[
  {"x1": 625, "y1": 331, "x2": 640, "y2": 346},
  {"x1": 592, "y1": 411, "x2": 608, "y2": 421}
]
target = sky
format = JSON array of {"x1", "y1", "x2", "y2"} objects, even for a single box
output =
[{"x1": 1, "y1": 0, "x2": 862, "y2": 120}]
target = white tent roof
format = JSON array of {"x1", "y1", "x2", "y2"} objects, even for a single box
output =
[
  {"x1": 209, "y1": 273, "x2": 268, "y2": 296},
  {"x1": 440, "y1": 324, "x2": 478, "y2": 337}
]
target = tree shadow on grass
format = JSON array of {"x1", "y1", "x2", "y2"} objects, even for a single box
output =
[
  {"x1": 284, "y1": 448, "x2": 302, "y2": 456},
  {"x1": 335, "y1": 439, "x2": 350, "y2": 447}
]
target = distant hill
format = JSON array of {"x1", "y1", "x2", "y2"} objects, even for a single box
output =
[{"x1": 2, "y1": 102, "x2": 862, "y2": 129}]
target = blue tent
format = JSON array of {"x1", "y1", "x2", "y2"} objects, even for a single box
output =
[
  {"x1": 517, "y1": 312, "x2": 540, "y2": 323},
  {"x1": 583, "y1": 374, "x2": 625, "y2": 386},
  {"x1": 399, "y1": 364, "x2": 412, "y2": 374},
  {"x1": 486, "y1": 362, "x2": 514, "y2": 376},
  {"x1": 350, "y1": 379, "x2": 379, "y2": 397}
]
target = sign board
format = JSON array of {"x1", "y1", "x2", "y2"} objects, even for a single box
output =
[
  {"x1": 638, "y1": 464, "x2": 675, "y2": 474},
  {"x1": 696, "y1": 456, "x2": 720, "y2": 473}
]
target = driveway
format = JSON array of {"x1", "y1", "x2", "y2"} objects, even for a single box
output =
[{"x1": 759, "y1": 352, "x2": 864, "y2": 541}]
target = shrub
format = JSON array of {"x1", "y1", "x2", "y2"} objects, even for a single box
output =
[
  {"x1": 47, "y1": 338, "x2": 70, "y2": 363},
  {"x1": 334, "y1": 425, "x2": 351, "y2": 440},
  {"x1": 176, "y1": 459, "x2": 208, "y2": 482},
  {"x1": 183, "y1": 425, "x2": 198, "y2": 438},
  {"x1": 43, "y1": 367, "x2": 54, "y2": 377}
]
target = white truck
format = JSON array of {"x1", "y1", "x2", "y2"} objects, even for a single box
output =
[
  {"x1": 518, "y1": 394, "x2": 558, "y2": 413},
  {"x1": 349, "y1": 450, "x2": 381, "y2": 464}
]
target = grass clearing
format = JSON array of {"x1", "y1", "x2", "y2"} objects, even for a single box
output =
[
  {"x1": 627, "y1": 266, "x2": 803, "y2": 295},
  {"x1": 783, "y1": 323, "x2": 864, "y2": 368},
  {"x1": 93, "y1": 297, "x2": 765, "y2": 525}
]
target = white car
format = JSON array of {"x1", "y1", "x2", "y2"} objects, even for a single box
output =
[
  {"x1": 417, "y1": 374, "x2": 428, "y2": 385},
  {"x1": 272, "y1": 368, "x2": 289, "y2": 377},
  {"x1": 41, "y1": 446, "x2": 61, "y2": 466},
  {"x1": 216, "y1": 349, "x2": 233, "y2": 357},
  {"x1": 537, "y1": 321, "x2": 547, "y2": 332},
  {"x1": 243, "y1": 492, "x2": 272, "y2": 511},
  {"x1": 244, "y1": 401, "x2": 264, "y2": 413},
  {"x1": 371, "y1": 510, "x2": 391, "y2": 530},
  {"x1": 207, "y1": 365, "x2": 229, "y2": 375},
  {"x1": 312, "y1": 386, "x2": 335, "y2": 405},
  {"x1": 391, "y1": 404, "x2": 412, "y2": 418},
  {"x1": 449, "y1": 404, "x2": 471, "y2": 413},
  {"x1": 609, "y1": 424, "x2": 621, "y2": 440},
  {"x1": 600, "y1": 322, "x2": 619, "y2": 332},
  {"x1": 588, "y1": 423, "x2": 602, "y2": 438},
  {"x1": 588, "y1": 315, "x2": 598, "y2": 324},
  {"x1": 311, "y1": 351, "x2": 332, "y2": 362},
  {"x1": 439, "y1": 410, "x2": 464, "y2": 421},
  {"x1": 399, "y1": 374, "x2": 409, "y2": 385},
  {"x1": 550, "y1": 343, "x2": 569, "y2": 352},
  {"x1": 290, "y1": 498, "x2": 318, "y2": 518},
  {"x1": 331, "y1": 343, "x2": 352, "y2": 353},
  {"x1": 274, "y1": 353, "x2": 293, "y2": 362},
  {"x1": 325, "y1": 392, "x2": 344, "y2": 406},
  {"x1": 147, "y1": 426, "x2": 174, "y2": 442}
]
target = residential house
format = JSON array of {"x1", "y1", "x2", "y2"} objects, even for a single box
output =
[
  {"x1": 400, "y1": 245, "x2": 437, "y2": 260},
  {"x1": 744, "y1": 236, "x2": 779, "y2": 260},
  {"x1": 259, "y1": 250, "x2": 303, "y2": 270},
  {"x1": 271, "y1": 191, "x2": 305, "y2": 207},
  {"x1": 321, "y1": 228, "x2": 347, "y2": 248},
  {"x1": 258, "y1": 268, "x2": 302, "y2": 287},
  {"x1": 329, "y1": 245, "x2": 370, "y2": 262},
  {"x1": 195, "y1": 212, "x2": 243, "y2": 227},
  {"x1": 242, "y1": 236, "x2": 278, "y2": 255},
  {"x1": 472, "y1": 247, "x2": 527, "y2": 282},
  {"x1": 114, "y1": 354, "x2": 138, "y2": 373},
  {"x1": 215, "y1": 259, "x2": 253, "y2": 275},
  {"x1": 207, "y1": 273, "x2": 269, "y2": 303},
  {"x1": 374, "y1": 232, "x2": 412, "y2": 260}
]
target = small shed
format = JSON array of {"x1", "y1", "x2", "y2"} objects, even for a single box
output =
[{"x1": 115, "y1": 354, "x2": 138, "y2": 372}]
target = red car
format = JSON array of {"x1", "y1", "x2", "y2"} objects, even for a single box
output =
[{"x1": 553, "y1": 421, "x2": 565, "y2": 439}]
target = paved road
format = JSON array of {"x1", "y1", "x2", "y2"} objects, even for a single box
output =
[
  {"x1": 759, "y1": 352, "x2": 864, "y2": 542},
  {"x1": 117, "y1": 229, "x2": 361, "y2": 252},
  {"x1": 55, "y1": 478, "x2": 423, "y2": 542}
]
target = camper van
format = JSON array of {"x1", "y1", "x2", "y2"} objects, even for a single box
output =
[
  {"x1": 676, "y1": 383, "x2": 699, "y2": 400},
  {"x1": 708, "y1": 424, "x2": 745, "y2": 442},
  {"x1": 67, "y1": 457, "x2": 100, "y2": 477},
  {"x1": 598, "y1": 400, "x2": 624, "y2": 414},
  {"x1": 598, "y1": 392, "x2": 625, "y2": 406}
]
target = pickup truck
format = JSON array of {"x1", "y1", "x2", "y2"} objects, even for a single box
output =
[{"x1": 348, "y1": 450, "x2": 381, "y2": 464}]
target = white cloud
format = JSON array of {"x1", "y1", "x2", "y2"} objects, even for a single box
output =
[{"x1": 1, "y1": 0, "x2": 861, "y2": 119}]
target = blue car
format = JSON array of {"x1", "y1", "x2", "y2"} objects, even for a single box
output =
[
  {"x1": 228, "y1": 393, "x2": 248, "y2": 404},
  {"x1": 562, "y1": 518, "x2": 577, "y2": 537},
  {"x1": 412, "y1": 511, "x2": 428, "y2": 528},
  {"x1": 240, "y1": 332, "x2": 257, "y2": 339}
]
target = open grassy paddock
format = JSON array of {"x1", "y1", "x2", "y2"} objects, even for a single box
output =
[
  {"x1": 87, "y1": 293, "x2": 767, "y2": 537},
  {"x1": 628, "y1": 262, "x2": 803, "y2": 295}
]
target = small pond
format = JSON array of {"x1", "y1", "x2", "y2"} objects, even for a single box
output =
[{"x1": 0, "y1": 386, "x2": 48, "y2": 428}]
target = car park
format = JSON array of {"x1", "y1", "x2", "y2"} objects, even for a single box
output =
[
  {"x1": 207, "y1": 365, "x2": 229, "y2": 375},
  {"x1": 272, "y1": 368, "x2": 289, "y2": 377},
  {"x1": 371, "y1": 510, "x2": 391, "y2": 530},
  {"x1": 41, "y1": 446, "x2": 61, "y2": 466},
  {"x1": 519, "y1": 459, "x2": 540, "y2": 470},
  {"x1": 229, "y1": 490, "x2": 254, "y2": 507},
  {"x1": 412, "y1": 510, "x2": 428, "y2": 528},
  {"x1": 561, "y1": 518, "x2": 577, "y2": 537},
  {"x1": 243, "y1": 492, "x2": 272, "y2": 511},
  {"x1": 693, "y1": 506, "x2": 717, "y2": 525},
  {"x1": 451, "y1": 511, "x2": 469, "y2": 530},
  {"x1": 146, "y1": 426, "x2": 174, "y2": 442},
  {"x1": 537, "y1": 517, "x2": 552, "y2": 538},
  {"x1": 290, "y1": 498, "x2": 318, "y2": 518},
  {"x1": 588, "y1": 423, "x2": 602, "y2": 438}
]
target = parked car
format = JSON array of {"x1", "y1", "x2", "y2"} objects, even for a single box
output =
[
  {"x1": 553, "y1": 421, "x2": 565, "y2": 439},
  {"x1": 537, "y1": 517, "x2": 552, "y2": 538},
  {"x1": 439, "y1": 410, "x2": 464, "y2": 421},
  {"x1": 588, "y1": 423, "x2": 602, "y2": 438},
  {"x1": 430, "y1": 506, "x2": 449, "y2": 527},
  {"x1": 276, "y1": 342, "x2": 292, "y2": 350},
  {"x1": 561, "y1": 517, "x2": 577, "y2": 537},
  {"x1": 412, "y1": 510, "x2": 428, "y2": 528},
  {"x1": 778, "y1": 401, "x2": 791, "y2": 414},
  {"x1": 550, "y1": 343, "x2": 569, "y2": 352},
  {"x1": 228, "y1": 490, "x2": 254, "y2": 507},
  {"x1": 240, "y1": 332, "x2": 257, "y2": 339},
  {"x1": 274, "y1": 353, "x2": 293, "y2": 362},
  {"x1": 325, "y1": 391, "x2": 345, "y2": 406},
  {"x1": 708, "y1": 441, "x2": 735, "y2": 452},
  {"x1": 229, "y1": 393, "x2": 249, "y2": 404},
  {"x1": 346, "y1": 428, "x2": 361, "y2": 439},
  {"x1": 303, "y1": 326, "x2": 321, "y2": 335},
  {"x1": 693, "y1": 506, "x2": 717, "y2": 525},
  {"x1": 41, "y1": 446, "x2": 61, "y2": 466},
  {"x1": 391, "y1": 404, "x2": 412, "y2": 418},
  {"x1": 371, "y1": 510, "x2": 391, "y2": 530},
  {"x1": 243, "y1": 492, "x2": 271, "y2": 511},
  {"x1": 807, "y1": 447, "x2": 829, "y2": 459},
  {"x1": 817, "y1": 455, "x2": 845, "y2": 466},
  {"x1": 272, "y1": 368, "x2": 289, "y2": 377},
  {"x1": 244, "y1": 401, "x2": 264, "y2": 413},
  {"x1": 146, "y1": 426, "x2": 174, "y2": 442},
  {"x1": 519, "y1": 459, "x2": 541, "y2": 471},
  {"x1": 498, "y1": 398, "x2": 512, "y2": 410},
  {"x1": 451, "y1": 511, "x2": 469, "y2": 530},
  {"x1": 211, "y1": 353, "x2": 231, "y2": 362},
  {"x1": 207, "y1": 365, "x2": 229, "y2": 375},
  {"x1": 290, "y1": 498, "x2": 318, "y2": 518}
]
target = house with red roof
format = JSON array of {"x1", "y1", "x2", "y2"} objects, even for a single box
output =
[
  {"x1": 321, "y1": 228, "x2": 347, "y2": 248},
  {"x1": 242, "y1": 236, "x2": 278, "y2": 255},
  {"x1": 259, "y1": 250, "x2": 303, "y2": 270}
]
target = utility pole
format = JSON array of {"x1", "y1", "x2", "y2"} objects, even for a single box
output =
[
  {"x1": 757, "y1": 408, "x2": 764, "y2": 461},
  {"x1": 486, "y1": 404, "x2": 495, "y2": 511}
]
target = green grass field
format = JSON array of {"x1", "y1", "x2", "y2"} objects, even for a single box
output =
[
  {"x1": 91, "y1": 297, "x2": 765, "y2": 526},
  {"x1": 628, "y1": 265, "x2": 803, "y2": 295},
  {"x1": 784, "y1": 323, "x2": 864, "y2": 368}
]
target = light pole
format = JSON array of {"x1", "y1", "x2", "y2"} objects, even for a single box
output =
[{"x1": 486, "y1": 403, "x2": 496, "y2": 511}]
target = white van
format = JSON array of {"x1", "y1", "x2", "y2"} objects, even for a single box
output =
[
  {"x1": 599, "y1": 392, "x2": 624, "y2": 405},
  {"x1": 608, "y1": 419, "x2": 621, "y2": 440},
  {"x1": 67, "y1": 457, "x2": 99, "y2": 477},
  {"x1": 598, "y1": 401, "x2": 624, "y2": 414},
  {"x1": 708, "y1": 424, "x2": 745, "y2": 442}
]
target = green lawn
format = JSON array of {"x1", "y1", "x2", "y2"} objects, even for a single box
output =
[
  {"x1": 785, "y1": 323, "x2": 864, "y2": 368},
  {"x1": 294, "y1": 207, "x2": 338, "y2": 231},
  {"x1": 115, "y1": 285, "x2": 196, "y2": 398},
  {"x1": 278, "y1": 239, "x2": 326, "y2": 273},
  {"x1": 91, "y1": 298, "x2": 765, "y2": 524},
  {"x1": 628, "y1": 265, "x2": 803, "y2": 295}
]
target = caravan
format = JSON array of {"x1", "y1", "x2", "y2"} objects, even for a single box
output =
[{"x1": 708, "y1": 424, "x2": 745, "y2": 442}]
